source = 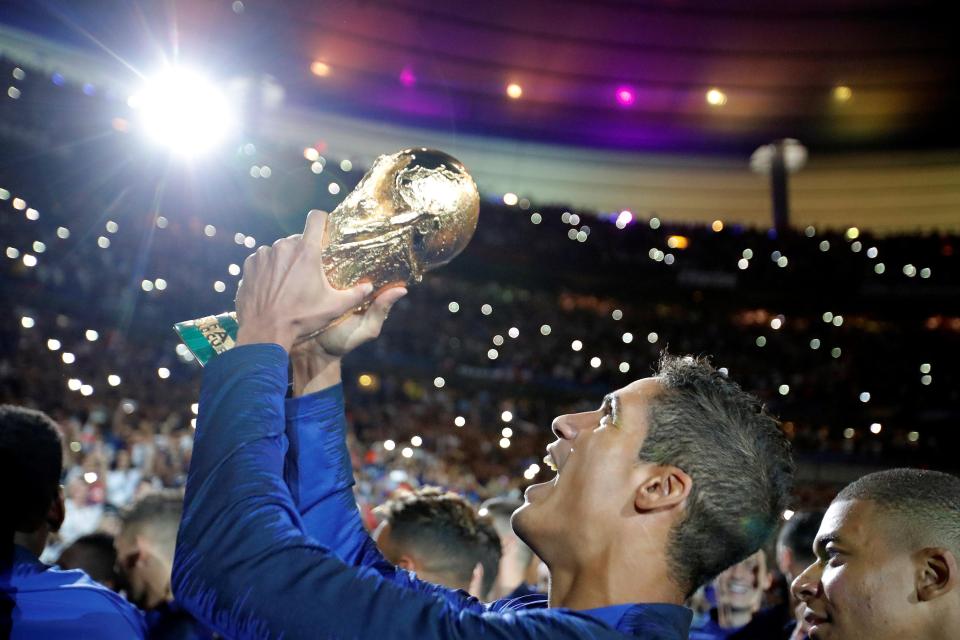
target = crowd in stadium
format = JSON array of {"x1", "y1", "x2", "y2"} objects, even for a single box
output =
[{"x1": 3, "y1": 36, "x2": 960, "y2": 640}]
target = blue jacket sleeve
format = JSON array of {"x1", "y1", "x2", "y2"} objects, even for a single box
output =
[
  {"x1": 172, "y1": 344, "x2": 620, "y2": 640},
  {"x1": 284, "y1": 384, "x2": 484, "y2": 611}
]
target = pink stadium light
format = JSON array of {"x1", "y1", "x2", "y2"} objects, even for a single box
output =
[{"x1": 615, "y1": 87, "x2": 635, "y2": 106}]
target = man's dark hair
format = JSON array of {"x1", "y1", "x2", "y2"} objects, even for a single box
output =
[
  {"x1": 638, "y1": 354, "x2": 794, "y2": 597},
  {"x1": 57, "y1": 532, "x2": 120, "y2": 590},
  {"x1": 834, "y1": 468, "x2": 960, "y2": 557},
  {"x1": 777, "y1": 511, "x2": 824, "y2": 567},
  {"x1": 119, "y1": 490, "x2": 184, "y2": 559},
  {"x1": 380, "y1": 488, "x2": 501, "y2": 594},
  {"x1": 0, "y1": 404, "x2": 63, "y2": 534}
]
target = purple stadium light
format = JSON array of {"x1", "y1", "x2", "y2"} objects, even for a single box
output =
[{"x1": 615, "y1": 86, "x2": 635, "y2": 106}]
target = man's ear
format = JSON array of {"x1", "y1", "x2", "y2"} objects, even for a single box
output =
[
  {"x1": 468, "y1": 562, "x2": 485, "y2": 599},
  {"x1": 634, "y1": 465, "x2": 692, "y2": 513},
  {"x1": 47, "y1": 486, "x2": 66, "y2": 532},
  {"x1": 916, "y1": 547, "x2": 957, "y2": 602}
]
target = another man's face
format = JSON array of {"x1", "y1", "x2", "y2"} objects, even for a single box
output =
[
  {"x1": 791, "y1": 499, "x2": 920, "y2": 640},
  {"x1": 114, "y1": 532, "x2": 150, "y2": 608},
  {"x1": 511, "y1": 377, "x2": 661, "y2": 564},
  {"x1": 715, "y1": 550, "x2": 768, "y2": 617}
]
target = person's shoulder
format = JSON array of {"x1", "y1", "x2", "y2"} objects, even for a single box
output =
[
  {"x1": 12, "y1": 564, "x2": 146, "y2": 637},
  {"x1": 472, "y1": 607, "x2": 628, "y2": 638},
  {"x1": 486, "y1": 591, "x2": 548, "y2": 613}
]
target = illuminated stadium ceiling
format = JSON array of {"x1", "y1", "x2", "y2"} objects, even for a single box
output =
[{"x1": 2, "y1": 0, "x2": 959, "y2": 154}]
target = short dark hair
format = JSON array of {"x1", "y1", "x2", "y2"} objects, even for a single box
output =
[
  {"x1": 58, "y1": 532, "x2": 120, "y2": 589},
  {"x1": 834, "y1": 468, "x2": 960, "y2": 557},
  {"x1": 638, "y1": 354, "x2": 794, "y2": 596},
  {"x1": 119, "y1": 490, "x2": 184, "y2": 560},
  {"x1": 777, "y1": 511, "x2": 824, "y2": 567},
  {"x1": 0, "y1": 404, "x2": 64, "y2": 533},
  {"x1": 380, "y1": 488, "x2": 502, "y2": 594}
]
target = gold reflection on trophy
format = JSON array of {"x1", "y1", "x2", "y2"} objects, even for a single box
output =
[{"x1": 320, "y1": 147, "x2": 480, "y2": 292}]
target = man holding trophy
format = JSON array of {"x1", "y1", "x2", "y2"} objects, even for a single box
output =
[{"x1": 172, "y1": 150, "x2": 794, "y2": 639}]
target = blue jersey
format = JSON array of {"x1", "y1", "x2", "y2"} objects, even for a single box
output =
[
  {"x1": 1, "y1": 544, "x2": 146, "y2": 639},
  {"x1": 173, "y1": 344, "x2": 692, "y2": 639}
]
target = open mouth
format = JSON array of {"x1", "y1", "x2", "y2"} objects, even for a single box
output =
[
  {"x1": 803, "y1": 609, "x2": 830, "y2": 629},
  {"x1": 725, "y1": 582, "x2": 753, "y2": 594},
  {"x1": 543, "y1": 453, "x2": 558, "y2": 473}
]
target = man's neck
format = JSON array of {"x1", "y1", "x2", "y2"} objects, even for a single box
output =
[
  {"x1": 13, "y1": 528, "x2": 48, "y2": 558},
  {"x1": 546, "y1": 547, "x2": 684, "y2": 610}
]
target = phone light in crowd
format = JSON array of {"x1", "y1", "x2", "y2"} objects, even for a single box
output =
[
  {"x1": 506, "y1": 83, "x2": 523, "y2": 99},
  {"x1": 667, "y1": 235, "x2": 689, "y2": 250},
  {"x1": 782, "y1": 509, "x2": 795, "y2": 521},
  {"x1": 310, "y1": 61, "x2": 331, "y2": 77},
  {"x1": 706, "y1": 88, "x2": 727, "y2": 106},
  {"x1": 108, "y1": 374, "x2": 121, "y2": 387},
  {"x1": 454, "y1": 416, "x2": 466, "y2": 427},
  {"x1": 129, "y1": 68, "x2": 236, "y2": 156},
  {"x1": 501, "y1": 410, "x2": 513, "y2": 423},
  {"x1": 383, "y1": 439, "x2": 396, "y2": 451},
  {"x1": 833, "y1": 85, "x2": 853, "y2": 103},
  {"x1": 615, "y1": 210, "x2": 633, "y2": 229},
  {"x1": 410, "y1": 435, "x2": 423, "y2": 447},
  {"x1": 157, "y1": 367, "x2": 170, "y2": 379},
  {"x1": 83, "y1": 472, "x2": 98, "y2": 484}
]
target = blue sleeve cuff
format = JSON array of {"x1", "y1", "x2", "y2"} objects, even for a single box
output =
[{"x1": 284, "y1": 383, "x2": 345, "y2": 423}]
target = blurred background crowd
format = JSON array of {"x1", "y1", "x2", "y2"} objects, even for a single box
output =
[
  {"x1": 2, "y1": 1, "x2": 959, "y2": 637},
  {"x1": 2, "y1": 46, "x2": 959, "y2": 551}
]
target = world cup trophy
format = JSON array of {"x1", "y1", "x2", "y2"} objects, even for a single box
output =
[{"x1": 173, "y1": 148, "x2": 480, "y2": 365}]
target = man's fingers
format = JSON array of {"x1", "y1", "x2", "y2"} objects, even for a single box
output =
[
  {"x1": 371, "y1": 287, "x2": 408, "y2": 315},
  {"x1": 302, "y1": 209, "x2": 328, "y2": 252},
  {"x1": 329, "y1": 281, "x2": 374, "y2": 317},
  {"x1": 358, "y1": 287, "x2": 407, "y2": 337}
]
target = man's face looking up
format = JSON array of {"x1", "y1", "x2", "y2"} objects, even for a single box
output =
[{"x1": 511, "y1": 377, "x2": 674, "y2": 569}]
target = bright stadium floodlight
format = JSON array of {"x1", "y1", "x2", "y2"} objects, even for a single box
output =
[{"x1": 129, "y1": 68, "x2": 236, "y2": 156}]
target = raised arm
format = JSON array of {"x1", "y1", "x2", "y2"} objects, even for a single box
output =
[
  {"x1": 283, "y1": 288, "x2": 403, "y2": 570},
  {"x1": 283, "y1": 292, "x2": 488, "y2": 610}
]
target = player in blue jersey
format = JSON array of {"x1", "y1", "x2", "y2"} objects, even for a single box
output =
[
  {"x1": 173, "y1": 211, "x2": 795, "y2": 639},
  {"x1": 1, "y1": 404, "x2": 146, "y2": 639}
]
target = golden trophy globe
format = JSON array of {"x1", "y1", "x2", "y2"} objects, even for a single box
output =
[{"x1": 174, "y1": 148, "x2": 480, "y2": 365}]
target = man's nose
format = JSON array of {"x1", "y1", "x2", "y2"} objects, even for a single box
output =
[
  {"x1": 551, "y1": 415, "x2": 579, "y2": 440},
  {"x1": 791, "y1": 562, "x2": 821, "y2": 603}
]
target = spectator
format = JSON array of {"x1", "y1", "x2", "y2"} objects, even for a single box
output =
[
  {"x1": 115, "y1": 491, "x2": 214, "y2": 639},
  {"x1": 0, "y1": 404, "x2": 146, "y2": 638},
  {"x1": 59, "y1": 475, "x2": 104, "y2": 548},
  {"x1": 106, "y1": 449, "x2": 141, "y2": 507},
  {"x1": 793, "y1": 468, "x2": 960, "y2": 639},
  {"x1": 689, "y1": 550, "x2": 771, "y2": 639},
  {"x1": 374, "y1": 487, "x2": 501, "y2": 598}
]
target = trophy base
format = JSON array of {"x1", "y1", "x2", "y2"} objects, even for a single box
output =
[{"x1": 173, "y1": 312, "x2": 240, "y2": 367}]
